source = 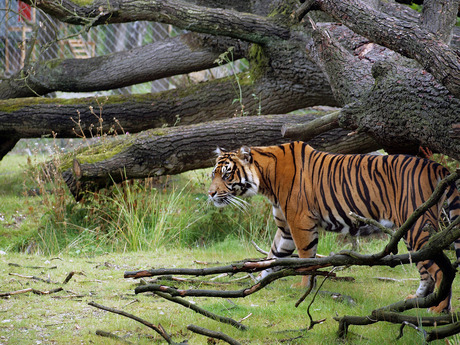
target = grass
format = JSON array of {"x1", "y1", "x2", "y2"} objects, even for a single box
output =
[
  {"x1": 1, "y1": 152, "x2": 460, "y2": 344},
  {"x1": 0, "y1": 241, "x2": 458, "y2": 345}
]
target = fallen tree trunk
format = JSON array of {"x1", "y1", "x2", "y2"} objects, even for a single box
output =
[{"x1": 61, "y1": 113, "x2": 379, "y2": 199}]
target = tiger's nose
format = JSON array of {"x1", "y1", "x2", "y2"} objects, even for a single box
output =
[{"x1": 208, "y1": 190, "x2": 217, "y2": 197}]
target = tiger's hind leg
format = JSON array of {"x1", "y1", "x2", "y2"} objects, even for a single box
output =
[
  {"x1": 257, "y1": 205, "x2": 297, "y2": 281},
  {"x1": 407, "y1": 262, "x2": 435, "y2": 299},
  {"x1": 423, "y1": 260, "x2": 451, "y2": 313},
  {"x1": 406, "y1": 221, "x2": 452, "y2": 313},
  {"x1": 406, "y1": 259, "x2": 450, "y2": 312},
  {"x1": 455, "y1": 239, "x2": 460, "y2": 266}
]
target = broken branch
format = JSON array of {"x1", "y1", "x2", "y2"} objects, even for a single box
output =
[
  {"x1": 88, "y1": 301, "x2": 184, "y2": 344},
  {"x1": 281, "y1": 110, "x2": 340, "y2": 141}
]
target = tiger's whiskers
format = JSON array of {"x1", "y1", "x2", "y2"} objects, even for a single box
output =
[{"x1": 227, "y1": 195, "x2": 249, "y2": 212}]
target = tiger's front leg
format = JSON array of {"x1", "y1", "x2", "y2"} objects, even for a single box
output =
[
  {"x1": 288, "y1": 215, "x2": 319, "y2": 289},
  {"x1": 257, "y1": 205, "x2": 296, "y2": 281}
]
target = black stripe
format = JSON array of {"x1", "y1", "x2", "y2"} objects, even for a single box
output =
[{"x1": 303, "y1": 238, "x2": 318, "y2": 252}]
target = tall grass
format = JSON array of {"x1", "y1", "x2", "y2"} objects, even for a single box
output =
[{"x1": 23, "y1": 151, "x2": 276, "y2": 255}]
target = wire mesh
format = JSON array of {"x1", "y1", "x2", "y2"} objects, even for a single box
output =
[{"x1": 0, "y1": 0, "x2": 246, "y2": 96}]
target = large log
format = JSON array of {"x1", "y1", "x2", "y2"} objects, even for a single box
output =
[{"x1": 61, "y1": 114, "x2": 379, "y2": 199}]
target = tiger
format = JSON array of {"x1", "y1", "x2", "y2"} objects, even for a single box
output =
[{"x1": 208, "y1": 141, "x2": 460, "y2": 313}]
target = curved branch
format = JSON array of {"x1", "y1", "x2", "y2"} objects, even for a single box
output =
[
  {"x1": 378, "y1": 170, "x2": 460, "y2": 257},
  {"x1": 88, "y1": 301, "x2": 184, "y2": 344},
  {"x1": 0, "y1": 34, "x2": 248, "y2": 99},
  {"x1": 135, "y1": 269, "x2": 333, "y2": 298}
]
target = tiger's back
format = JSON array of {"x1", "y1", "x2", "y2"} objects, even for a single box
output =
[{"x1": 305, "y1": 149, "x2": 454, "y2": 244}]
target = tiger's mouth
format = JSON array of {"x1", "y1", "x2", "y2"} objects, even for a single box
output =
[
  {"x1": 208, "y1": 193, "x2": 248, "y2": 211},
  {"x1": 209, "y1": 194, "x2": 228, "y2": 207}
]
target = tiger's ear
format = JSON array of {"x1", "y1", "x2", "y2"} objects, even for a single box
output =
[
  {"x1": 215, "y1": 147, "x2": 225, "y2": 156},
  {"x1": 238, "y1": 146, "x2": 252, "y2": 163}
]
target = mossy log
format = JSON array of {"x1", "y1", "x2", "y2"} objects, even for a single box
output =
[{"x1": 62, "y1": 114, "x2": 379, "y2": 199}]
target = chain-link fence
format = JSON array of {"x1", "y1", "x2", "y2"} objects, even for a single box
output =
[{"x1": 1, "y1": 0, "x2": 245, "y2": 96}]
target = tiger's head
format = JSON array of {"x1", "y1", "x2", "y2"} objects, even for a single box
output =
[{"x1": 208, "y1": 146, "x2": 259, "y2": 208}]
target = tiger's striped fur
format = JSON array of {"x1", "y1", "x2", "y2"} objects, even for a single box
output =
[{"x1": 208, "y1": 142, "x2": 460, "y2": 312}]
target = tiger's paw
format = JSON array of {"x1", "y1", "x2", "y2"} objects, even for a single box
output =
[
  {"x1": 405, "y1": 295, "x2": 451, "y2": 313},
  {"x1": 428, "y1": 305, "x2": 450, "y2": 313},
  {"x1": 291, "y1": 276, "x2": 315, "y2": 289},
  {"x1": 428, "y1": 300, "x2": 451, "y2": 314}
]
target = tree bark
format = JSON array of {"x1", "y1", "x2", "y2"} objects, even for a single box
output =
[
  {"x1": 302, "y1": 11, "x2": 460, "y2": 159},
  {"x1": 340, "y1": 62, "x2": 460, "y2": 159},
  {"x1": 61, "y1": 114, "x2": 379, "y2": 199},
  {"x1": 313, "y1": 0, "x2": 460, "y2": 98}
]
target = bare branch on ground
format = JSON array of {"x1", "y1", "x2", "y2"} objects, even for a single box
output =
[{"x1": 187, "y1": 324, "x2": 242, "y2": 345}]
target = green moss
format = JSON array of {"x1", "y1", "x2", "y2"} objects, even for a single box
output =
[
  {"x1": 58, "y1": 137, "x2": 130, "y2": 171},
  {"x1": 69, "y1": 0, "x2": 95, "y2": 6},
  {"x1": 248, "y1": 44, "x2": 270, "y2": 81},
  {"x1": 267, "y1": 0, "x2": 297, "y2": 20},
  {"x1": 149, "y1": 129, "x2": 166, "y2": 136},
  {"x1": 76, "y1": 146, "x2": 125, "y2": 164},
  {"x1": 44, "y1": 58, "x2": 65, "y2": 70}
]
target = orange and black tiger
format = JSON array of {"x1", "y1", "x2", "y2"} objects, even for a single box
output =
[{"x1": 208, "y1": 141, "x2": 460, "y2": 312}]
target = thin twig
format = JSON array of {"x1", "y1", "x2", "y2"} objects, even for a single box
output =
[
  {"x1": 348, "y1": 212, "x2": 394, "y2": 236},
  {"x1": 397, "y1": 321, "x2": 428, "y2": 340},
  {"x1": 294, "y1": 276, "x2": 315, "y2": 308},
  {"x1": 8, "y1": 273, "x2": 57, "y2": 284},
  {"x1": 152, "y1": 275, "x2": 237, "y2": 286},
  {"x1": 0, "y1": 287, "x2": 63, "y2": 297},
  {"x1": 88, "y1": 301, "x2": 183, "y2": 344},
  {"x1": 32, "y1": 288, "x2": 63, "y2": 295},
  {"x1": 8, "y1": 273, "x2": 55, "y2": 284},
  {"x1": 0, "y1": 288, "x2": 33, "y2": 297},
  {"x1": 305, "y1": 268, "x2": 337, "y2": 330},
  {"x1": 8, "y1": 263, "x2": 58, "y2": 270},
  {"x1": 187, "y1": 324, "x2": 242, "y2": 345}
]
